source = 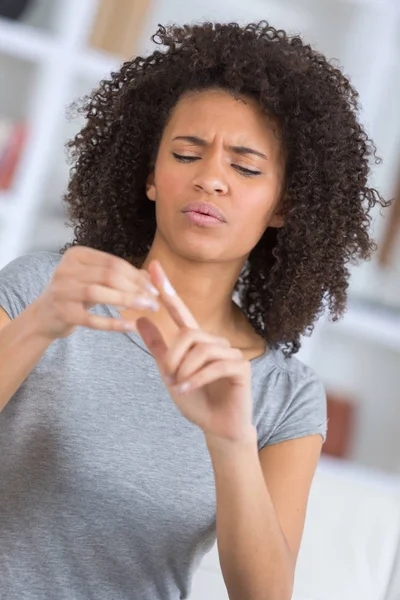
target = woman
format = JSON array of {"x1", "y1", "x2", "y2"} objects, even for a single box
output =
[{"x1": 0, "y1": 21, "x2": 387, "y2": 600}]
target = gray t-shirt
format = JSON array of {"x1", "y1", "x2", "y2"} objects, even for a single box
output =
[{"x1": 0, "y1": 251, "x2": 327, "y2": 600}]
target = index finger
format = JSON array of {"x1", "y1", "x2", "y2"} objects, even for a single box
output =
[
  {"x1": 67, "y1": 246, "x2": 155, "y2": 290},
  {"x1": 148, "y1": 260, "x2": 199, "y2": 330}
]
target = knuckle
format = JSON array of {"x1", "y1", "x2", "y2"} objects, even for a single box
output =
[
  {"x1": 183, "y1": 327, "x2": 197, "y2": 341},
  {"x1": 85, "y1": 314, "x2": 97, "y2": 329},
  {"x1": 83, "y1": 284, "x2": 97, "y2": 303},
  {"x1": 163, "y1": 357, "x2": 174, "y2": 373},
  {"x1": 122, "y1": 294, "x2": 132, "y2": 307},
  {"x1": 109, "y1": 255, "x2": 131, "y2": 277},
  {"x1": 196, "y1": 343, "x2": 210, "y2": 358},
  {"x1": 103, "y1": 267, "x2": 119, "y2": 288},
  {"x1": 106, "y1": 253, "x2": 121, "y2": 268},
  {"x1": 186, "y1": 347, "x2": 201, "y2": 367},
  {"x1": 220, "y1": 361, "x2": 230, "y2": 375}
]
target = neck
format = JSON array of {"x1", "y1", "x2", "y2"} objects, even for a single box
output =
[{"x1": 140, "y1": 236, "x2": 247, "y2": 336}]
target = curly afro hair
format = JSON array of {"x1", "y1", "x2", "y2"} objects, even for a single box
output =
[{"x1": 61, "y1": 20, "x2": 389, "y2": 356}]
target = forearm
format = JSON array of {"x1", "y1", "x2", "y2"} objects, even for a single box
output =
[
  {"x1": 205, "y1": 427, "x2": 294, "y2": 600},
  {"x1": 0, "y1": 302, "x2": 52, "y2": 412}
]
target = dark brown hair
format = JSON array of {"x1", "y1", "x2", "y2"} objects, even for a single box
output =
[{"x1": 62, "y1": 21, "x2": 389, "y2": 355}]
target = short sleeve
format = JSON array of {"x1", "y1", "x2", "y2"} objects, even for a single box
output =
[
  {"x1": 263, "y1": 368, "x2": 328, "y2": 448},
  {"x1": 0, "y1": 251, "x2": 59, "y2": 319}
]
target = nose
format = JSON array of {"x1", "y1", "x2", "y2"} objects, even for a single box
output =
[{"x1": 192, "y1": 160, "x2": 228, "y2": 196}]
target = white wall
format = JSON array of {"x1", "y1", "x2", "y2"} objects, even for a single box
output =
[
  {"x1": 135, "y1": 0, "x2": 400, "y2": 474},
  {"x1": 2, "y1": 0, "x2": 399, "y2": 473}
]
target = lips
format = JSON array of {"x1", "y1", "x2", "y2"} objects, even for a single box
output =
[{"x1": 181, "y1": 201, "x2": 226, "y2": 223}]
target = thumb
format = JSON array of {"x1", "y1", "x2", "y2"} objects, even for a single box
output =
[{"x1": 136, "y1": 317, "x2": 168, "y2": 362}]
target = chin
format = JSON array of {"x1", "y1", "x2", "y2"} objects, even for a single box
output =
[{"x1": 174, "y1": 238, "x2": 226, "y2": 262}]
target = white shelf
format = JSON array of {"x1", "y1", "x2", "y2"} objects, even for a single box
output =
[
  {"x1": 0, "y1": 16, "x2": 56, "y2": 63},
  {"x1": 327, "y1": 301, "x2": 400, "y2": 352},
  {"x1": 79, "y1": 48, "x2": 121, "y2": 80},
  {"x1": 0, "y1": 14, "x2": 121, "y2": 78}
]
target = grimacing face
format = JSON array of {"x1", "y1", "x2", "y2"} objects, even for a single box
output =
[{"x1": 146, "y1": 88, "x2": 286, "y2": 263}]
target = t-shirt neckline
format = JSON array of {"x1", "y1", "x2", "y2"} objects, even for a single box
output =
[{"x1": 104, "y1": 304, "x2": 271, "y2": 366}]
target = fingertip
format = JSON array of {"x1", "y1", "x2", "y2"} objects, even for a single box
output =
[
  {"x1": 121, "y1": 321, "x2": 136, "y2": 331},
  {"x1": 148, "y1": 260, "x2": 163, "y2": 284},
  {"x1": 149, "y1": 259, "x2": 161, "y2": 271},
  {"x1": 136, "y1": 316, "x2": 156, "y2": 339},
  {"x1": 136, "y1": 316, "x2": 149, "y2": 330}
]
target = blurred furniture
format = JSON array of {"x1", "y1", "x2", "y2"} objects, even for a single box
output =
[
  {"x1": 89, "y1": 0, "x2": 151, "y2": 58},
  {"x1": 323, "y1": 393, "x2": 357, "y2": 458},
  {"x1": 189, "y1": 455, "x2": 400, "y2": 600},
  {"x1": 0, "y1": 0, "x2": 32, "y2": 21}
]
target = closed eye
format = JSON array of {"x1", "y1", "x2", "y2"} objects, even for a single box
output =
[{"x1": 172, "y1": 153, "x2": 262, "y2": 177}]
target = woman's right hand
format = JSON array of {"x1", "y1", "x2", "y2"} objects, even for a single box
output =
[{"x1": 33, "y1": 246, "x2": 160, "y2": 340}]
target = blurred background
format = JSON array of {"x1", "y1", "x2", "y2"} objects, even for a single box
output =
[
  {"x1": 0, "y1": 1, "x2": 400, "y2": 597},
  {"x1": 1, "y1": 0, "x2": 400, "y2": 474}
]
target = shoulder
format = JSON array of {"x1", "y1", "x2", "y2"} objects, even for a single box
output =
[
  {"x1": 0, "y1": 250, "x2": 61, "y2": 277},
  {"x1": 252, "y1": 346, "x2": 328, "y2": 448},
  {"x1": 0, "y1": 251, "x2": 62, "y2": 319},
  {"x1": 253, "y1": 345, "x2": 324, "y2": 392}
]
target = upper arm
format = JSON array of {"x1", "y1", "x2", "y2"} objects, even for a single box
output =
[
  {"x1": 259, "y1": 434, "x2": 323, "y2": 564},
  {"x1": 0, "y1": 305, "x2": 11, "y2": 331}
]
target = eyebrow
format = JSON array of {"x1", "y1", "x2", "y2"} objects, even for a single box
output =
[{"x1": 172, "y1": 135, "x2": 268, "y2": 160}]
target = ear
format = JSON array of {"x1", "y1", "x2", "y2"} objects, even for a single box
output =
[
  {"x1": 268, "y1": 191, "x2": 286, "y2": 228},
  {"x1": 146, "y1": 171, "x2": 156, "y2": 202},
  {"x1": 268, "y1": 211, "x2": 285, "y2": 229}
]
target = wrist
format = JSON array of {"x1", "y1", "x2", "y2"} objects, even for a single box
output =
[
  {"x1": 204, "y1": 425, "x2": 258, "y2": 454},
  {"x1": 25, "y1": 300, "x2": 57, "y2": 343}
]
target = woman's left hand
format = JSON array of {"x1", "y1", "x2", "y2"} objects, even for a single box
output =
[{"x1": 135, "y1": 260, "x2": 254, "y2": 444}]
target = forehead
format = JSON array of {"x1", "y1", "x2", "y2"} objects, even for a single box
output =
[{"x1": 165, "y1": 89, "x2": 281, "y2": 148}]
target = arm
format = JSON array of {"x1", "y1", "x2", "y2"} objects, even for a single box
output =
[
  {"x1": 205, "y1": 429, "x2": 323, "y2": 600},
  {"x1": 0, "y1": 303, "x2": 53, "y2": 412},
  {"x1": 0, "y1": 246, "x2": 162, "y2": 413},
  {"x1": 132, "y1": 261, "x2": 324, "y2": 598}
]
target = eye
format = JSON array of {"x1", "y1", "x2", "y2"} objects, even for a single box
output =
[
  {"x1": 172, "y1": 153, "x2": 262, "y2": 177},
  {"x1": 172, "y1": 153, "x2": 198, "y2": 163},
  {"x1": 233, "y1": 165, "x2": 262, "y2": 177}
]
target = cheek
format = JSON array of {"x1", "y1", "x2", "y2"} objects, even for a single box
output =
[
  {"x1": 156, "y1": 164, "x2": 187, "y2": 202},
  {"x1": 238, "y1": 186, "x2": 278, "y2": 229}
]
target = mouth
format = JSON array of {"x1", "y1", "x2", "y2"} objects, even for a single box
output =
[
  {"x1": 181, "y1": 201, "x2": 227, "y2": 223},
  {"x1": 182, "y1": 211, "x2": 225, "y2": 227}
]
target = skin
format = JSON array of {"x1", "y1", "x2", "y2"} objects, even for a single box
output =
[{"x1": 121, "y1": 88, "x2": 286, "y2": 357}]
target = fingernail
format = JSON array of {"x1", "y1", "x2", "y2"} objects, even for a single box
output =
[
  {"x1": 177, "y1": 382, "x2": 191, "y2": 394},
  {"x1": 132, "y1": 297, "x2": 160, "y2": 311},
  {"x1": 163, "y1": 274, "x2": 176, "y2": 296},
  {"x1": 164, "y1": 375, "x2": 175, "y2": 385},
  {"x1": 146, "y1": 283, "x2": 160, "y2": 296}
]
